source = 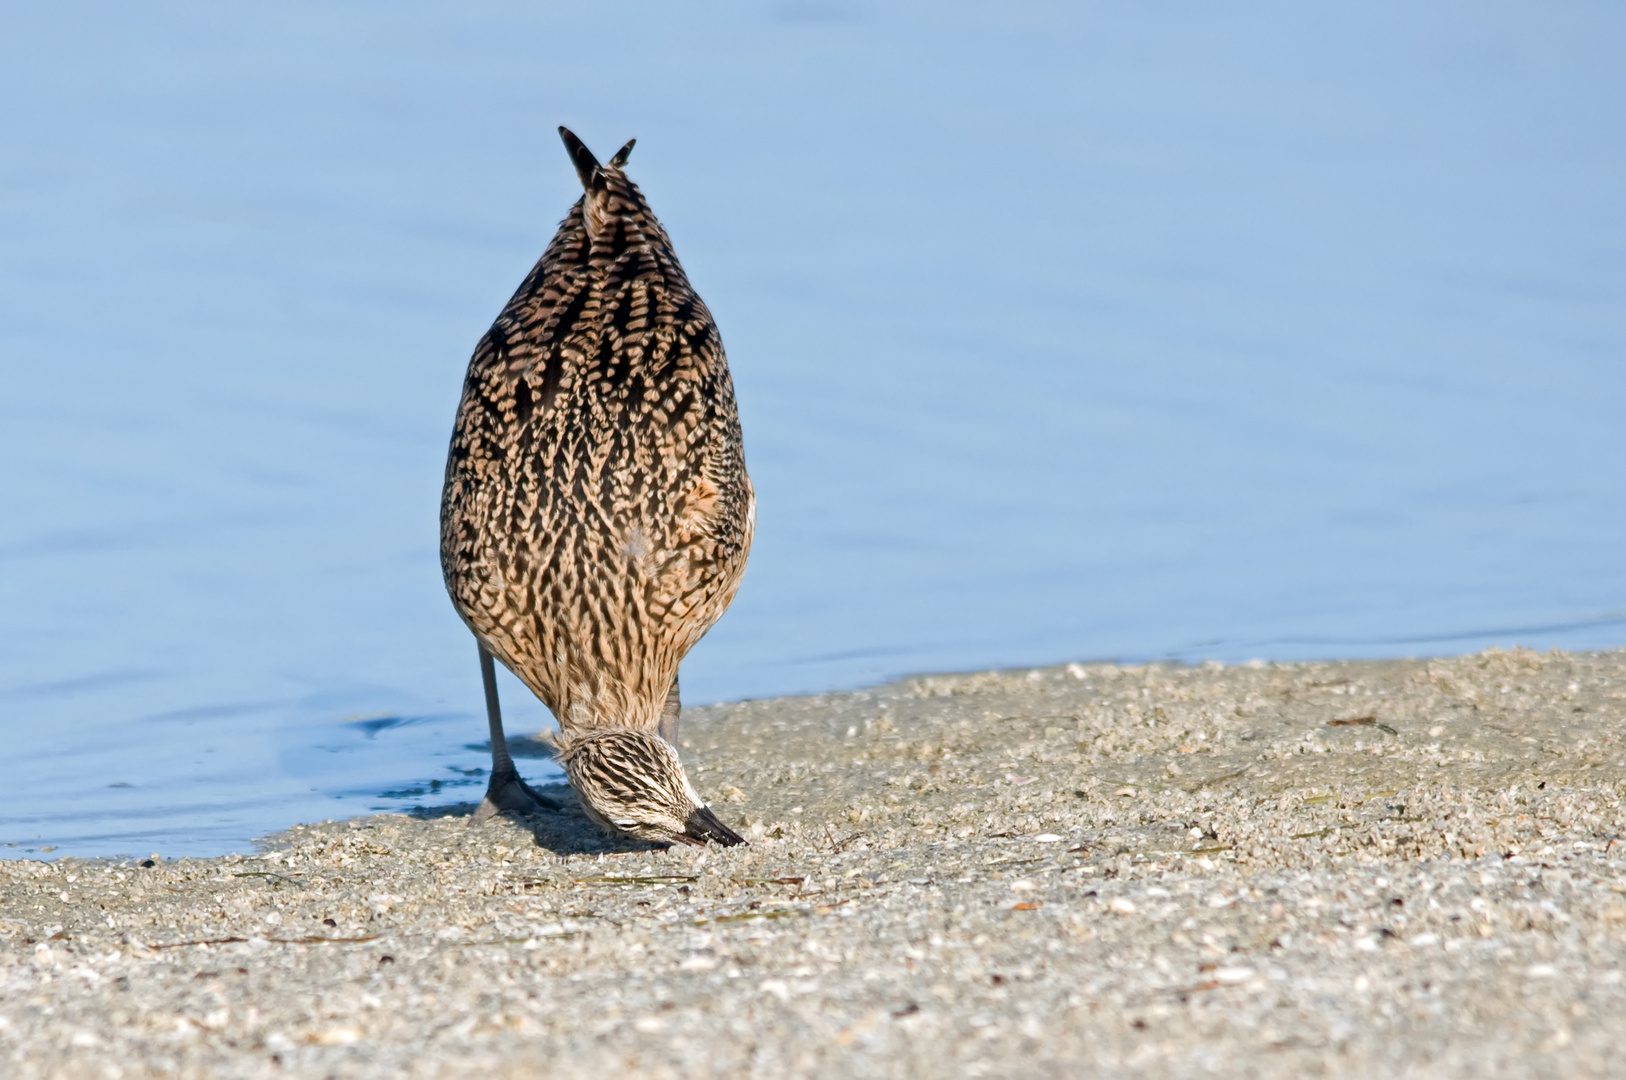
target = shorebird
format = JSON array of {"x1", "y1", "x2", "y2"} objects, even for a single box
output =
[{"x1": 440, "y1": 127, "x2": 752, "y2": 847}]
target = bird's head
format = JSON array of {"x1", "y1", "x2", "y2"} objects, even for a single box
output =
[{"x1": 558, "y1": 728, "x2": 746, "y2": 847}]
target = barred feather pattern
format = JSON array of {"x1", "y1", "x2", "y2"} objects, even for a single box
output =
[
  {"x1": 559, "y1": 729, "x2": 702, "y2": 842},
  {"x1": 440, "y1": 133, "x2": 753, "y2": 843}
]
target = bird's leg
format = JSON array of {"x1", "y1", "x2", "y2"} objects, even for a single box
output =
[
  {"x1": 657, "y1": 675, "x2": 681, "y2": 745},
  {"x1": 471, "y1": 644, "x2": 559, "y2": 824}
]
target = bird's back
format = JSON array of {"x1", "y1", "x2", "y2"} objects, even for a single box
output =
[{"x1": 441, "y1": 144, "x2": 753, "y2": 736}]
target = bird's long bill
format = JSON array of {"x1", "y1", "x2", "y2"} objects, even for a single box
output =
[{"x1": 684, "y1": 805, "x2": 747, "y2": 847}]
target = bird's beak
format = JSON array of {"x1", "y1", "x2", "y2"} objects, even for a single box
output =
[{"x1": 683, "y1": 805, "x2": 747, "y2": 847}]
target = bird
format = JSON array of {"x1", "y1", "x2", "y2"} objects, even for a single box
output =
[{"x1": 440, "y1": 127, "x2": 753, "y2": 847}]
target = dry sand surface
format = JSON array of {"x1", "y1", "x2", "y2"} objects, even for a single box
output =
[{"x1": 5, "y1": 646, "x2": 1626, "y2": 1078}]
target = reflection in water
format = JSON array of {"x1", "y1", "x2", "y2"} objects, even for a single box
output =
[{"x1": 1, "y1": 2, "x2": 1623, "y2": 856}]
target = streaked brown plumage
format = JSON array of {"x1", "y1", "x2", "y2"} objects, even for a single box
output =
[{"x1": 440, "y1": 128, "x2": 751, "y2": 846}]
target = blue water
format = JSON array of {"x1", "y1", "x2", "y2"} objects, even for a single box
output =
[{"x1": 3, "y1": 2, "x2": 1623, "y2": 857}]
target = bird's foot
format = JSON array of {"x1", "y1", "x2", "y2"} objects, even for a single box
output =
[{"x1": 470, "y1": 766, "x2": 560, "y2": 825}]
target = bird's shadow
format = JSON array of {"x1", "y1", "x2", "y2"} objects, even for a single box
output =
[{"x1": 411, "y1": 783, "x2": 674, "y2": 857}]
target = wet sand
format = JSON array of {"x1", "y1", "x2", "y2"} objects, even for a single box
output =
[{"x1": 4, "y1": 647, "x2": 1626, "y2": 1078}]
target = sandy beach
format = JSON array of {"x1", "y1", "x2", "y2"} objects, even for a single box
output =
[{"x1": 4, "y1": 646, "x2": 1625, "y2": 1078}]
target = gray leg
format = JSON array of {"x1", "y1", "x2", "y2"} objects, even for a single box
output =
[
  {"x1": 657, "y1": 675, "x2": 681, "y2": 745},
  {"x1": 471, "y1": 643, "x2": 559, "y2": 824}
]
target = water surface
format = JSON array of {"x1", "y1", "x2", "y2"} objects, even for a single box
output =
[{"x1": 2, "y1": 2, "x2": 1623, "y2": 856}]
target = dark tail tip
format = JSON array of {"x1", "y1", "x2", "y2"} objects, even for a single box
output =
[
  {"x1": 685, "y1": 805, "x2": 747, "y2": 847},
  {"x1": 558, "y1": 126, "x2": 601, "y2": 191}
]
